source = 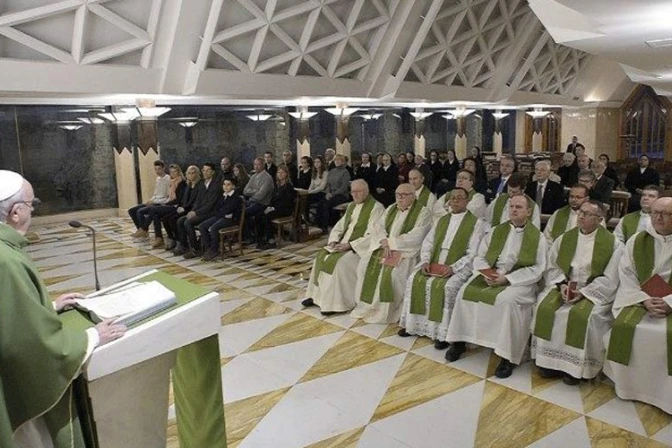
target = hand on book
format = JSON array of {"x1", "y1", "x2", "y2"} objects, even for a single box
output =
[
  {"x1": 95, "y1": 319, "x2": 128, "y2": 346},
  {"x1": 54, "y1": 292, "x2": 85, "y2": 312},
  {"x1": 560, "y1": 283, "x2": 582, "y2": 304},
  {"x1": 484, "y1": 272, "x2": 508, "y2": 286},
  {"x1": 643, "y1": 297, "x2": 672, "y2": 318}
]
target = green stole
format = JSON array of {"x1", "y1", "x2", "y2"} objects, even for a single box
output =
[
  {"x1": 606, "y1": 231, "x2": 672, "y2": 375},
  {"x1": 549, "y1": 206, "x2": 573, "y2": 241},
  {"x1": 417, "y1": 186, "x2": 431, "y2": 207},
  {"x1": 313, "y1": 196, "x2": 376, "y2": 285},
  {"x1": 360, "y1": 200, "x2": 423, "y2": 304},
  {"x1": 409, "y1": 211, "x2": 478, "y2": 322},
  {"x1": 462, "y1": 221, "x2": 541, "y2": 305},
  {"x1": 621, "y1": 211, "x2": 642, "y2": 242},
  {"x1": 533, "y1": 227, "x2": 615, "y2": 349},
  {"x1": 491, "y1": 194, "x2": 536, "y2": 226}
]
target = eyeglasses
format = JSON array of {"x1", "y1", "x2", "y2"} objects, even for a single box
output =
[
  {"x1": 395, "y1": 193, "x2": 414, "y2": 198},
  {"x1": 577, "y1": 210, "x2": 600, "y2": 218},
  {"x1": 651, "y1": 211, "x2": 672, "y2": 218},
  {"x1": 16, "y1": 198, "x2": 41, "y2": 210}
]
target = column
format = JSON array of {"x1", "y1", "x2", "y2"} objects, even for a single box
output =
[
  {"x1": 454, "y1": 116, "x2": 467, "y2": 160},
  {"x1": 136, "y1": 120, "x2": 160, "y2": 203},
  {"x1": 112, "y1": 122, "x2": 138, "y2": 213},
  {"x1": 335, "y1": 115, "x2": 351, "y2": 160},
  {"x1": 413, "y1": 118, "x2": 426, "y2": 157}
]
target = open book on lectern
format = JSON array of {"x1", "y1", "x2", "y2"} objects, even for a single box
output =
[{"x1": 74, "y1": 280, "x2": 177, "y2": 326}]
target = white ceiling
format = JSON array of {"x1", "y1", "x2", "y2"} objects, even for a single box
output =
[{"x1": 0, "y1": 0, "x2": 648, "y2": 107}]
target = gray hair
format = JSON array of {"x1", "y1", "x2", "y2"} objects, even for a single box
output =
[
  {"x1": 578, "y1": 169, "x2": 596, "y2": 182},
  {"x1": 0, "y1": 185, "x2": 26, "y2": 223},
  {"x1": 350, "y1": 179, "x2": 369, "y2": 193},
  {"x1": 535, "y1": 159, "x2": 551, "y2": 170}
]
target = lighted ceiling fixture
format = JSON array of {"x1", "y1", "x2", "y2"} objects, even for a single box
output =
[
  {"x1": 360, "y1": 113, "x2": 383, "y2": 120},
  {"x1": 392, "y1": 114, "x2": 402, "y2": 119},
  {"x1": 288, "y1": 111, "x2": 318, "y2": 120},
  {"x1": 645, "y1": 37, "x2": 672, "y2": 48},
  {"x1": 122, "y1": 106, "x2": 171, "y2": 118},
  {"x1": 409, "y1": 111, "x2": 432, "y2": 120},
  {"x1": 246, "y1": 114, "x2": 273, "y2": 121},
  {"x1": 59, "y1": 125, "x2": 83, "y2": 131},
  {"x1": 98, "y1": 110, "x2": 140, "y2": 122},
  {"x1": 324, "y1": 107, "x2": 359, "y2": 118},
  {"x1": 445, "y1": 107, "x2": 475, "y2": 118},
  {"x1": 442, "y1": 114, "x2": 456, "y2": 120},
  {"x1": 492, "y1": 112, "x2": 510, "y2": 120},
  {"x1": 77, "y1": 117, "x2": 105, "y2": 124},
  {"x1": 525, "y1": 108, "x2": 550, "y2": 119},
  {"x1": 179, "y1": 121, "x2": 198, "y2": 128}
]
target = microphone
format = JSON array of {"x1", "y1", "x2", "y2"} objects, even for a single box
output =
[{"x1": 69, "y1": 221, "x2": 101, "y2": 291}]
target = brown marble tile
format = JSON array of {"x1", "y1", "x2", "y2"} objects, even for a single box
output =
[
  {"x1": 379, "y1": 323, "x2": 402, "y2": 339},
  {"x1": 580, "y1": 379, "x2": 617, "y2": 414},
  {"x1": 220, "y1": 356, "x2": 233, "y2": 367},
  {"x1": 300, "y1": 331, "x2": 404, "y2": 383},
  {"x1": 585, "y1": 416, "x2": 668, "y2": 448},
  {"x1": 225, "y1": 387, "x2": 291, "y2": 446},
  {"x1": 246, "y1": 313, "x2": 343, "y2": 352},
  {"x1": 108, "y1": 255, "x2": 165, "y2": 269},
  {"x1": 474, "y1": 381, "x2": 581, "y2": 448},
  {"x1": 531, "y1": 365, "x2": 562, "y2": 395},
  {"x1": 485, "y1": 351, "x2": 501, "y2": 378},
  {"x1": 411, "y1": 337, "x2": 434, "y2": 351},
  {"x1": 307, "y1": 427, "x2": 365, "y2": 448},
  {"x1": 49, "y1": 286, "x2": 93, "y2": 301},
  {"x1": 42, "y1": 273, "x2": 83, "y2": 287},
  {"x1": 97, "y1": 248, "x2": 147, "y2": 260},
  {"x1": 166, "y1": 418, "x2": 179, "y2": 448},
  {"x1": 221, "y1": 297, "x2": 292, "y2": 325},
  {"x1": 372, "y1": 353, "x2": 481, "y2": 422},
  {"x1": 635, "y1": 402, "x2": 672, "y2": 437}
]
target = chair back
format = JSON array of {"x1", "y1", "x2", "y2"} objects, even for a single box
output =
[
  {"x1": 609, "y1": 190, "x2": 631, "y2": 220},
  {"x1": 237, "y1": 199, "x2": 246, "y2": 236}
]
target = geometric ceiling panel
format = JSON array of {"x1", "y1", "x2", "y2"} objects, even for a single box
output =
[
  {"x1": 202, "y1": 0, "x2": 400, "y2": 80},
  {"x1": 0, "y1": 0, "x2": 162, "y2": 67}
]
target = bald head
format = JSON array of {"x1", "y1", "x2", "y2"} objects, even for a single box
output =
[{"x1": 652, "y1": 197, "x2": 672, "y2": 235}]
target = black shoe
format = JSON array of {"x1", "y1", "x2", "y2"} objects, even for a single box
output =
[
  {"x1": 173, "y1": 244, "x2": 186, "y2": 256},
  {"x1": 562, "y1": 374, "x2": 580, "y2": 386},
  {"x1": 301, "y1": 298, "x2": 315, "y2": 307},
  {"x1": 434, "y1": 340, "x2": 450, "y2": 350},
  {"x1": 256, "y1": 242, "x2": 269, "y2": 250},
  {"x1": 265, "y1": 241, "x2": 277, "y2": 249},
  {"x1": 202, "y1": 250, "x2": 218, "y2": 261},
  {"x1": 495, "y1": 359, "x2": 514, "y2": 379},
  {"x1": 397, "y1": 328, "x2": 412, "y2": 337},
  {"x1": 537, "y1": 367, "x2": 564, "y2": 379},
  {"x1": 183, "y1": 250, "x2": 198, "y2": 259},
  {"x1": 445, "y1": 342, "x2": 466, "y2": 362}
]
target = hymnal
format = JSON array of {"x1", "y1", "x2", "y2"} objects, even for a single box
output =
[
  {"x1": 479, "y1": 268, "x2": 498, "y2": 280},
  {"x1": 641, "y1": 274, "x2": 672, "y2": 298},
  {"x1": 427, "y1": 263, "x2": 451, "y2": 277},
  {"x1": 381, "y1": 250, "x2": 402, "y2": 267}
]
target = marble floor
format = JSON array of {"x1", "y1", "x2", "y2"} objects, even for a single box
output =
[{"x1": 28, "y1": 218, "x2": 672, "y2": 448}]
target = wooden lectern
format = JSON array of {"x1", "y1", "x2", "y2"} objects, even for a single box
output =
[{"x1": 69, "y1": 269, "x2": 223, "y2": 448}]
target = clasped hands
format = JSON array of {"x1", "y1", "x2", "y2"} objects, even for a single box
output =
[
  {"x1": 421, "y1": 263, "x2": 453, "y2": 278},
  {"x1": 559, "y1": 284, "x2": 583, "y2": 304},
  {"x1": 328, "y1": 241, "x2": 351, "y2": 252},
  {"x1": 643, "y1": 297, "x2": 672, "y2": 318},
  {"x1": 484, "y1": 272, "x2": 509, "y2": 287}
]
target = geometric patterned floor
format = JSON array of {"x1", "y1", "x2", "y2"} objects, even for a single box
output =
[{"x1": 27, "y1": 218, "x2": 672, "y2": 448}]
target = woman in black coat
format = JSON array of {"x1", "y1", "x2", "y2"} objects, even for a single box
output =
[
  {"x1": 373, "y1": 153, "x2": 398, "y2": 207},
  {"x1": 295, "y1": 156, "x2": 313, "y2": 190},
  {"x1": 437, "y1": 149, "x2": 460, "y2": 196},
  {"x1": 353, "y1": 152, "x2": 376, "y2": 191},
  {"x1": 428, "y1": 150, "x2": 443, "y2": 192},
  {"x1": 598, "y1": 153, "x2": 620, "y2": 187},
  {"x1": 256, "y1": 165, "x2": 297, "y2": 249}
]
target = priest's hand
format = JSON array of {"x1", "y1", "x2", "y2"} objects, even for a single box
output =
[
  {"x1": 485, "y1": 273, "x2": 509, "y2": 286},
  {"x1": 644, "y1": 298, "x2": 672, "y2": 318},
  {"x1": 334, "y1": 243, "x2": 351, "y2": 252},
  {"x1": 380, "y1": 239, "x2": 391, "y2": 258},
  {"x1": 95, "y1": 319, "x2": 127, "y2": 346},
  {"x1": 566, "y1": 292, "x2": 583, "y2": 304},
  {"x1": 422, "y1": 263, "x2": 431, "y2": 275},
  {"x1": 54, "y1": 292, "x2": 84, "y2": 312}
]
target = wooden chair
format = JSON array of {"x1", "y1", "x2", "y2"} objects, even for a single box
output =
[
  {"x1": 607, "y1": 190, "x2": 631, "y2": 229},
  {"x1": 332, "y1": 201, "x2": 351, "y2": 217},
  {"x1": 219, "y1": 201, "x2": 246, "y2": 259},
  {"x1": 271, "y1": 196, "x2": 301, "y2": 246}
]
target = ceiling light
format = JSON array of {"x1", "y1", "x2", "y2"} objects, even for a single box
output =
[
  {"x1": 60, "y1": 125, "x2": 83, "y2": 131},
  {"x1": 246, "y1": 114, "x2": 273, "y2": 121},
  {"x1": 410, "y1": 112, "x2": 432, "y2": 120},
  {"x1": 445, "y1": 107, "x2": 475, "y2": 118},
  {"x1": 77, "y1": 117, "x2": 105, "y2": 124},
  {"x1": 99, "y1": 110, "x2": 140, "y2": 122},
  {"x1": 361, "y1": 113, "x2": 383, "y2": 120},
  {"x1": 645, "y1": 38, "x2": 672, "y2": 48},
  {"x1": 324, "y1": 107, "x2": 359, "y2": 118},
  {"x1": 492, "y1": 112, "x2": 510, "y2": 120},
  {"x1": 442, "y1": 114, "x2": 456, "y2": 120},
  {"x1": 288, "y1": 111, "x2": 318, "y2": 120},
  {"x1": 122, "y1": 106, "x2": 171, "y2": 118},
  {"x1": 526, "y1": 108, "x2": 550, "y2": 119},
  {"x1": 179, "y1": 121, "x2": 198, "y2": 128},
  {"x1": 392, "y1": 114, "x2": 401, "y2": 119}
]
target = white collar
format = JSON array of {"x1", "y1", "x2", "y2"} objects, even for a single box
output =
[{"x1": 361, "y1": 163, "x2": 370, "y2": 168}]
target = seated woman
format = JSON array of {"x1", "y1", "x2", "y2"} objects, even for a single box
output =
[
  {"x1": 307, "y1": 155, "x2": 328, "y2": 206},
  {"x1": 373, "y1": 153, "x2": 398, "y2": 207},
  {"x1": 296, "y1": 156, "x2": 313, "y2": 190},
  {"x1": 162, "y1": 166, "x2": 203, "y2": 251},
  {"x1": 256, "y1": 165, "x2": 297, "y2": 250},
  {"x1": 233, "y1": 163, "x2": 250, "y2": 195},
  {"x1": 143, "y1": 163, "x2": 186, "y2": 249}
]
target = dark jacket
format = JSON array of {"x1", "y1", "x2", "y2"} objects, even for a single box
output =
[
  {"x1": 213, "y1": 193, "x2": 243, "y2": 223},
  {"x1": 354, "y1": 163, "x2": 376, "y2": 191},
  {"x1": 373, "y1": 165, "x2": 399, "y2": 207},
  {"x1": 525, "y1": 179, "x2": 566, "y2": 215},
  {"x1": 181, "y1": 182, "x2": 204, "y2": 212},
  {"x1": 624, "y1": 166, "x2": 660, "y2": 194},
  {"x1": 296, "y1": 168, "x2": 312, "y2": 190},
  {"x1": 604, "y1": 166, "x2": 619, "y2": 187},
  {"x1": 166, "y1": 181, "x2": 187, "y2": 206},
  {"x1": 557, "y1": 165, "x2": 579, "y2": 187},
  {"x1": 441, "y1": 160, "x2": 460, "y2": 183},
  {"x1": 193, "y1": 178, "x2": 223, "y2": 218},
  {"x1": 487, "y1": 175, "x2": 510, "y2": 203},
  {"x1": 590, "y1": 175, "x2": 615, "y2": 205},
  {"x1": 265, "y1": 163, "x2": 278, "y2": 181},
  {"x1": 416, "y1": 163, "x2": 433, "y2": 188},
  {"x1": 271, "y1": 182, "x2": 297, "y2": 217},
  {"x1": 215, "y1": 169, "x2": 234, "y2": 184},
  {"x1": 429, "y1": 161, "x2": 443, "y2": 191},
  {"x1": 285, "y1": 162, "x2": 299, "y2": 186}
]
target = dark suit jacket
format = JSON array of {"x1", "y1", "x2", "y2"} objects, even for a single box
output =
[
  {"x1": 265, "y1": 163, "x2": 278, "y2": 181},
  {"x1": 354, "y1": 164, "x2": 376, "y2": 191},
  {"x1": 525, "y1": 180, "x2": 566, "y2": 215},
  {"x1": 416, "y1": 164, "x2": 433, "y2": 188},
  {"x1": 487, "y1": 175, "x2": 509, "y2": 202},
  {"x1": 590, "y1": 176, "x2": 615, "y2": 205},
  {"x1": 271, "y1": 183, "x2": 297, "y2": 217},
  {"x1": 213, "y1": 193, "x2": 243, "y2": 223},
  {"x1": 373, "y1": 165, "x2": 399, "y2": 207},
  {"x1": 284, "y1": 162, "x2": 298, "y2": 186},
  {"x1": 193, "y1": 179, "x2": 223, "y2": 218},
  {"x1": 557, "y1": 165, "x2": 579, "y2": 187},
  {"x1": 624, "y1": 167, "x2": 660, "y2": 194},
  {"x1": 181, "y1": 182, "x2": 204, "y2": 212}
]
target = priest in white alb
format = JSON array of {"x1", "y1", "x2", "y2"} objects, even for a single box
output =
[
  {"x1": 433, "y1": 169, "x2": 486, "y2": 221},
  {"x1": 485, "y1": 172, "x2": 540, "y2": 229},
  {"x1": 351, "y1": 183, "x2": 431, "y2": 323},
  {"x1": 603, "y1": 197, "x2": 672, "y2": 415},
  {"x1": 532, "y1": 200, "x2": 623, "y2": 385},
  {"x1": 302, "y1": 180, "x2": 384, "y2": 315},
  {"x1": 543, "y1": 184, "x2": 592, "y2": 244},
  {"x1": 408, "y1": 168, "x2": 436, "y2": 211},
  {"x1": 445, "y1": 195, "x2": 547, "y2": 378},
  {"x1": 613, "y1": 184, "x2": 661, "y2": 243},
  {"x1": 398, "y1": 187, "x2": 486, "y2": 349}
]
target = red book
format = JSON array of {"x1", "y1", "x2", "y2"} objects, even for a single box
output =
[
  {"x1": 479, "y1": 268, "x2": 498, "y2": 280},
  {"x1": 428, "y1": 263, "x2": 451, "y2": 277},
  {"x1": 381, "y1": 250, "x2": 402, "y2": 267},
  {"x1": 641, "y1": 274, "x2": 672, "y2": 298}
]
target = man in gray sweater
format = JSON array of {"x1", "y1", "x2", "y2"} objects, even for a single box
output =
[
  {"x1": 317, "y1": 154, "x2": 352, "y2": 232},
  {"x1": 244, "y1": 157, "x2": 275, "y2": 240}
]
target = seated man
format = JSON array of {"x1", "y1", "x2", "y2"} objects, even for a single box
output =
[
  {"x1": 543, "y1": 184, "x2": 591, "y2": 244},
  {"x1": 129, "y1": 160, "x2": 171, "y2": 241},
  {"x1": 603, "y1": 197, "x2": 672, "y2": 415},
  {"x1": 446, "y1": 195, "x2": 547, "y2": 378},
  {"x1": 557, "y1": 153, "x2": 579, "y2": 187},
  {"x1": 590, "y1": 160, "x2": 615, "y2": 205},
  {"x1": 398, "y1": 188, "x2": 487, "y2": 348},
  {"x1": 243, "y1": 157, "x2": 275, "y2": 241},
  {"x1": 433, "y1": 169, "x2": 486, "y2": 220},
  {"x1": 485, "y1": 172, "x2": 540, "y2": 229},
  {"x1": 198, "y1": 178, "x2": 243, "y2": 261},
  {"x1": 316, "y1": 154, "x2": 352, "y2": 233},
  {"x1": 408, "y1": 168, "x2": 436, "y2": 210},
  {"x1": 486, "y1": 155, "x2": 516, "y2": 203},
  {"x1": 525, "y1": 159, "x2": 566, "y2": 216},
  {"x1": 532, "y1": 200, "x2": 622, "y2": 385},
  {"x1": 302, "y1": 180, "x2": 385, "y2": 315},
  {"x1": 614, "y1": 184, "x2": 662, "y2": 243},
  {"x1": 351, "y1": 183, "x2": 431, "y2": 323}
]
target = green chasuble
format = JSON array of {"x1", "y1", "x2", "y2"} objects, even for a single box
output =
[
  {"x1": 313, "y1": 196, "x2": 377, "y2": 286},
  {"x1": 491, "y1": 194, "x2": 536, "y2": 226},
  {"x1": 409, "y1": 211, "x2": 478, "y2": 322},
  {"x1": 607, "y1": 231, "x2": 672, "y2": 375},
  {"x1": 549, "y1": 205, "x2": 573, "y2": 241},
  {"x1": 417, "y1": 186, "x2": 432, "y2": 207},
  {"x1": 621, "y1": 211, "x2": 642, "y2": 242},
  {"x1": 462, "y1": 221, "x2": 541, "y2": 305},
  {"x1": 360, "y1": 200, "x2": 423, "y2": 304},
  {"x1": 0, "y1": 223, "x2": 88, "y2": 448},
  {"x1": 533, "y1": 227, "x2": 615, "y2": 349}
]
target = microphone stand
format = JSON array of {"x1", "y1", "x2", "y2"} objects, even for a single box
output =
[{"x1": 69, "y1": 221, "x2": 101, "y2": 291}]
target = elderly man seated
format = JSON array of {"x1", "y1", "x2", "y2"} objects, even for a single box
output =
[
  {"x1": 603, "y1": 197, "x2": 672, "y2": 415},
  {"x1": 485, "y1": 172, "x2": 540, "y2": 228},
  {"x1": 445, "y1": 195, "x2": 547, "y2": 378},
  {"x1": 532, "y1": 200, "x2": 623, "y2": 385},
  {"x1": 433, "y1": 169, "x2": 486, "y2": 220},
  {"x1": 351, "y1": 183, "x2": 431, "y2": 323},
  {"x1": 397, "y1": 188, "x2": 487, "y2": 348},
  {"x1": 408, "y1": 168, "x2": 436, "y2": 210},
  {"x1": 302, "y1": 180, "x2": 385, "y2": 315},
  {"x1": 558, "y1": 152, "x2": 579, "y2": 187}
]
